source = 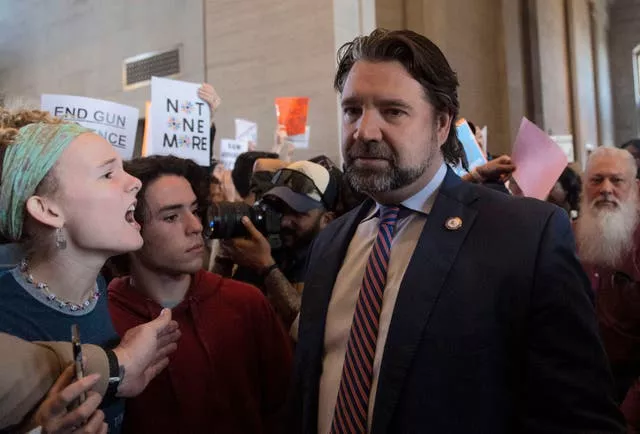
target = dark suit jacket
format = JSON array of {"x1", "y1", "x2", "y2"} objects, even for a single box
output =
[{"x1": 292, "y1": 170, "x2": 625, "y2": 434}]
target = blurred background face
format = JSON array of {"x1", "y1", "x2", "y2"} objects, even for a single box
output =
[
  {"x1": 209, "y1": 180, "x2": 224, "y2": 204},
  {"x1": 50, "y1": 133, "x2": 142, "y2": 256},
  {"x1": 622, "y1": 145, "x2": 640, "y2": 175},
  {"x1": 134, "y1": 175, "x2": 205, "y2": 275},
  {"x1": 577, "y1": 155, "x2": 639, "y2": 267},
  {"x1": 268, "y1": 198, "x2": 325, "y2": 250},
  {"x1": 585, "y1": 155, "x2": 635, "y2": 210}
]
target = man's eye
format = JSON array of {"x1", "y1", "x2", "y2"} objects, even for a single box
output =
[
  {"x1": 384, "y1": 108, "x2": 405, "y2": 118},
  {"x1": 343, "y1": 107, "x2": 361, "y2": 118}
]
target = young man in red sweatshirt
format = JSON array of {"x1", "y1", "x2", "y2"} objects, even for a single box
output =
[{"x1": 108, "y1": 155, "x2": 293, "y2": 433}]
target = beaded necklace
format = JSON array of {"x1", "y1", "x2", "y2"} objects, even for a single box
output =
[{"x1": 20, "y1": 259, "x2": 100, "y2": 312}]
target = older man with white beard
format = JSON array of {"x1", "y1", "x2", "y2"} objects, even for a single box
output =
[{"x1": 576, "y1": 147, "x2": 640, "y2": 430}]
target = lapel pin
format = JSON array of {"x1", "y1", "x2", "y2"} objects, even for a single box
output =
[{"x1": 445, "y1": 217, "x2": 463, "y2": 231}]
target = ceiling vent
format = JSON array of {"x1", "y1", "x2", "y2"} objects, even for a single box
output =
[{"x1": 122, "y1": 45, "x2": 182, "y2": 91}]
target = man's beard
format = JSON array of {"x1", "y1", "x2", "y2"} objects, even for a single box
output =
[
  {"x1": 576, "y1": 191, "x2": 639, "y2": 268},
  {"x1": 280, "y1": 215, "x2": 323, "y2": 251},
  {"x1": 343, "y1": 138, "x2": 436, "y2": 194}
]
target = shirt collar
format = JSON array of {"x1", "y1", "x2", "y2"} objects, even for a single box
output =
[{"x1": 363, "y1": 163, "x2": 447, "y2": 222}]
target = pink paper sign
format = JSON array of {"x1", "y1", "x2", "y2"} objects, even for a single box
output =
[{"x1": 511, "y1": 117, "x2": 568, "y2": 200}]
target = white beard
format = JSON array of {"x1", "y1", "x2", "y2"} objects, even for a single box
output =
[{"x1": 575, "y1": 193, "x2": 639, "y2": 268}]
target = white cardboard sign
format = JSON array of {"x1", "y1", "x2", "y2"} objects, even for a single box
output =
[
  {"x1": 287, "y1": 125, "x2": 310, "y2": 149},
  {"x1": 149, "y1": 77, "x2": 211, "y2": 166},
  {"x1": 41, "y1": 94, "x2": 139, "y2": 160},
  {"x1": 235, "y1": 118, "x2": 258, "y2": 146},
  {"x1": 220, "y1": 139, "x2": 248, "y2": 170}
]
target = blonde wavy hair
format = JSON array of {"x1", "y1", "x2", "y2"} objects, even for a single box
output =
[{"x1": 0, "y1": 108, "x2": 63, "y2": 147}]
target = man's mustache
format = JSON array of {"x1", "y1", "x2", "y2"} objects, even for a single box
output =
[
  {"x1": 592, "y1": 198, "x2": 619, "y2": 208},
  {"x1": 346, "y1": 141, "x2": 396, "y2": 162}
]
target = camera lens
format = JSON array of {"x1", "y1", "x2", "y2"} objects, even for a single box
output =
[{"x1": 206, "y1": 201, "x2": 282, "y2": 239}]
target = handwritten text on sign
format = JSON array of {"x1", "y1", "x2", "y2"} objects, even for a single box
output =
[{"x1": 220, "y1": 139, "x2": 248, "y2": 170}]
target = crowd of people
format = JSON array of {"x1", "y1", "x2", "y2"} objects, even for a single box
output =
[{"x1": 1, "y1": 27, "x2": 640, "y2": 433}]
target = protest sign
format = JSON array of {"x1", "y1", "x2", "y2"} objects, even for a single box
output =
[
  {"x1": 235, "y1": 119, "x2": 258, "y2": 146},
  {"x1": 480, "y1": 126, "x2": 488, "y2": 154},
  {"x1": 511, "y1": 117, "x2": 568, "y2": 200},
  {"x1": 141, "y1": 101, "x2": 151, "y2": 157},
  {"x1": 149, "y1": 77, "x2": 211, "y2": 166},
  {"x1": 220, "y1": 139, "x2": 248, "y2": 170},
  {"x1": 275, "y1": 97, "x2": 309, "y2": 136},
  {"x1": 451, "y1": 118, "x2": 487, "y2": 176},
  {"x1": 287, "y1": 125, "x2": 310, "y2": 149},
  {"x1": 41, "y1": 94, "x2": 139, "y2": 160},
  {"x1": 550, "y1": 135, "x2": 575, "y2": 163}
]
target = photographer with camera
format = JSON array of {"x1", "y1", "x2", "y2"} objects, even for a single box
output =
[{"x1": 217, "y1": 161, "x2": 337, "y2": 329}]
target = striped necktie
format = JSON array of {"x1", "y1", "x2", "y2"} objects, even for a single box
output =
[{"x1": 330, "y1": 205, "x2": 401, "y2": 434}]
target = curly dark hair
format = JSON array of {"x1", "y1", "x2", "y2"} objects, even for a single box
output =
[
  {"x1": 334, "y1": 28, "x2": 465, "y2": 168},
  {"x1": 123, "y1": 155, "x2": 210, "y2": 226},
  {"x1": 105, "y1": 155, "x2": 210, "y2": 280},
  {"x1": 558, "y1": 167, "x2": 582, "y2": 213},
  {"x1": 232, "y1": 151, "x2": 279, "y2": 198}
]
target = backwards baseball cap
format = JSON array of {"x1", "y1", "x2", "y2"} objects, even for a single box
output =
[{"x1": 265, "y1": 160, "x2": 338, "y2": 213}]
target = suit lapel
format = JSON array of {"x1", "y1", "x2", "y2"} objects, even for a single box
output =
[
  {"x1": 298, "y1": 200, "x2": 373, "y2": 433},
  {"x1": 371, "y1": 170, "x2": 480, "y2": 434}
]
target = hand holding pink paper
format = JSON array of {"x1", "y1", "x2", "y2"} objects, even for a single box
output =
[{"x1": 511, "y1": 118, "x2": 568, "y2": 200}]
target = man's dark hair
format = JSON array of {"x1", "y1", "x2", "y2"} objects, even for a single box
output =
[
  {"x1": 106, "y1": 155, "x2": 209, "y2": 279},
  {"x1": 232, "y1": 151, "x2": 279, "y2": 198},
  {"x1": 620, "y1": 138, "x2": 640, "y2": 153},
  {"x1": 334, "y1": 28, "x2": 465, "y2": 168},
  {"x1": 619, "y1": 139, "x2": 640, "y2": 178},
  {"x1": 558, "y1": 166, "x2": 582, "y2": 213},
  {"x1": 124, "y1": 155, "x2": 210, "y2": 226}
]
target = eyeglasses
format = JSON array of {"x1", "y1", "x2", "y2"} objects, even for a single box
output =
[{"x1": 271, "y1": 169, "x2": 326, "y2": 205}]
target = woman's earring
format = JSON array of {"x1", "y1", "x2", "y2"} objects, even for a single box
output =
[{"x1": 55, "y1": 228, "x2": 67, "y2": 250}]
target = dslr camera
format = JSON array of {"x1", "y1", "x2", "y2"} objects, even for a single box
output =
[{"x1": 205, "y1": 200, "x2": 282, "y2": 246}]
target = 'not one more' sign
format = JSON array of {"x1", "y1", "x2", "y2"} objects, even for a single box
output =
[{"x1": 148, "y1": 77, "x2": 211, "y2": 166}]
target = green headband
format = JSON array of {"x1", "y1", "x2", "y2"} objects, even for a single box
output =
[{"x1": 0, "y1": 122, "x2": 92, "y2": 241}]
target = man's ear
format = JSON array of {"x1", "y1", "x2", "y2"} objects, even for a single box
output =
[
  {"x1": 436, "y1": 112, "x2": 453, "y2": 148},
  {"x1": 25, "y1": 195, "x2": 64, "y2": 230},
  {"x1": 320, "y1": 211, "x2": 336, "y2": 229}
]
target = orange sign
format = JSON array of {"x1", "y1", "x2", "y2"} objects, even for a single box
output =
[{"x1": 275, "y1": 97, "x2": 309, "y2": 136}]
